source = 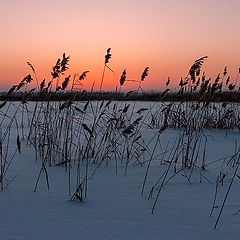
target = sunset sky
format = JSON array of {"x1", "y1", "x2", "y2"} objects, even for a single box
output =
[{"x1": 1, "y1": 0, "x2": 240, "y2": 91}]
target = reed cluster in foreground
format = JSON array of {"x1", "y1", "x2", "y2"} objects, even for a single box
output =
[{"x1": 0, "y1": 49, "x2": 239, "y2": 229}]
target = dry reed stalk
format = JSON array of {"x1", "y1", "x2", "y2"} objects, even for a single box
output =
[
  {"x1": 210, "y1": 176, "x2": 219, "y2": 217},
  {"x1": 99, "y1": 48, "x2": 115, "y2": 91},
  {"x1": 141, "y1": 133, "x2": 161, "y2": 196},
  {"x1": 214, "y1": 154, "x2": 240, "y2": 229}
]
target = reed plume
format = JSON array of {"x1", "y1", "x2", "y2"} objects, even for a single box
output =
[
  {"x1": 189, "y1": 56, "x2": 208, "y2": 82},
  {"x1": 99, "y1": 48, "x2": 115, "y2": 91},
  {"x1": 166, "y1": 77, "x2": 170, "y2": 86},
  {"x1": 141, "y1": 67, "x2": 149, "y2": 81},
  {"x1": 120, "y1": 69, "x2": 127, "y2": 86},
  {"x1": 61, "y1": 75, "x2": 71, "y2": 90},
  {"x1": 27, "y1": 61, "x2": 39, "y2": 89}
]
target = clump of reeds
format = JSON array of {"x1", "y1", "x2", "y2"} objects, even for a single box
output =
[
  {"x1": 99, "y1": 48, "x2": 115, "y2": 91},
  {"x1": 1, "y1": 48, "x2": 239, "y2": 233}
]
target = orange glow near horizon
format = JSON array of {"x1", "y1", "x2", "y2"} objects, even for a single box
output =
[{"x1": 1, "y1": 0, "x2": 240, "y2": 91}]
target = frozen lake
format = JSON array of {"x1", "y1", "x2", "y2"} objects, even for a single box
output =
[{"x1": 0, "y1": 100, "x2": 239, "y2": 239}]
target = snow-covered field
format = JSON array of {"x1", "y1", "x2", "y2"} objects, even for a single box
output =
[{"x1": 0, "y1": 101, "x2": 239, "y2": 240}]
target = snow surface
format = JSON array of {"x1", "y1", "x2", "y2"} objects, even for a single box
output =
[{"x1": 0, "y1": 102, "x2": 239, "y2": 240}]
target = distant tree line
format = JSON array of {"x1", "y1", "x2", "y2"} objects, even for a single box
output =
[{"x1": 0, "y1": 90, "x2": 239, "y2": 102}]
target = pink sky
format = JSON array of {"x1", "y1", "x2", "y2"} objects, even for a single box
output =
[{"x1": 1, "y1": 0, "x2": 240, "y2": 91}]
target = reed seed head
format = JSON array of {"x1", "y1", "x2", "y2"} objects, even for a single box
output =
[
  {"x1": 120, "y1": 69, "x2": 127, "y2": 86},
  {"x1": 141, "y1": 67, "x2": 149, "y2": 81},
  {"x1": 105, "y1": 48, "x2": 112, "y2": 64}
]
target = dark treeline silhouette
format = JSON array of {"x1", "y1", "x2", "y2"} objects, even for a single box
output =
[{"x1": 0, "y1": 90, "x2": 239, "y2": 102}]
